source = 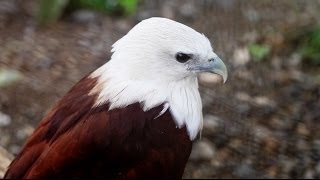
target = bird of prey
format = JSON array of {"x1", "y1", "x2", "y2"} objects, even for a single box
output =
[{"x1": 5, "y1": 17, "x2": 227, "y2": 179}]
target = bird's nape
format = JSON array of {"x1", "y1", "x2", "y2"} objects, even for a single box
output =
[{"x1": 4, "y1": 17, "x2": 227, "y2": 179}]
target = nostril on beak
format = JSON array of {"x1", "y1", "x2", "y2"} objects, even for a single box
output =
[{"x1": 208, "y1": 58, "x2": 215, "y2": 62}]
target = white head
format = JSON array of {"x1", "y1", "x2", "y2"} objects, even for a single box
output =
[{"x1": 91, "y1": 17, "x2": 227, "y2": 140}]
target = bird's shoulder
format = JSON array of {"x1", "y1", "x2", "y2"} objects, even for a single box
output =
[{"x1": 5, "y1": 75, "x2": 192, "y2": 179}]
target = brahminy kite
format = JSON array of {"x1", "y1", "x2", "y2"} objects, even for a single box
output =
[{"x1": 5, "y1": 17, "x2": 227, "y2": 179}]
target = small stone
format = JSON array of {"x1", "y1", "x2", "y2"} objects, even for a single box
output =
[
  {"x1": 189, "y1": 140, "x2": 215, "y2": 161},
  {"x1": 9, "y1": 145, "x2": 20, "y2": 155},
  {"x1": 262, "y1": 136, "x2": 280, "y2": 154},
  {"x1": 233, "y1": 47, "x2": 250, "y2": 67},
  {"x1": 71, "y1": 10, "x2": 97, "y2": 23},
  {"x1": 228, "y1": 138, "x2": 242, "y2": 150},
  {"x1": 271, "y1": 56, "x2": 283, "y2": 70},
  {"x1": 16, "y1": 125, "x2": 34, "y2": 140},
  {"x1": 288, "y1": 53, "x2": 302, "y2": 67},
  {"x1": 315, "y1": 161, "x2": 320, "y2": 174},
  {"x1": 235, "y1": 92, "x2": 251, "y2": 102},
  {"x1": 0, "y1": 146, "x2": 13, "y2": 178},
  {"x1": 304, "y1": 169, "x2": 315, "y2": 179},
  {"x1": 281, "y1": 157, "x2": 297, "y2": 175},
  {"x1": 266, "y1": 166, "x2": 279, "y2": 178},
  {"x1": 234, "y1": 161, "x2": 256, "y2": 178},
  {"x1": 253, "y1": 125, "x2": 272, "y2": 141},
  {"x1": 199, "y1": 72, "x2": 224, "y2": 84},
  {"x1": 0, "y1": 112, "x2": 11, "y2": 127},
  {"x1": 313, "y1": 140, "x2": 320, "y2": 153},
  {"x1": 297, "y1": 123, "x2": 310, "y2": 137},
  {"x1": 0, "y1": 69, "x2": 23, "y2": 88},
  {"x1": 0, "y1": 135, "x2": 10, "y2": 147},
  {"x1": 203, "y1": 115, "x2": 221, "y2": 135},
  {"x1": 269, "y1": 117, "x2": 288, "y2": 130},
  {"x1": 236, "y1": 103, "x2": 251, "y2": 114},
  {"x1": 253, "y1": 96, "x2": 276, "y2": 108},
  {"x1": 289, "y1": 69, "x2": 304, "y2": 82}
]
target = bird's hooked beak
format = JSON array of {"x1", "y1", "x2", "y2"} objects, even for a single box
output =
[
  {"x1": 190, "y1": 55, "x2": 228, "y2": 83},
  {"x1": 207, "y1": 56, "x2": 228, "y2": 83}
]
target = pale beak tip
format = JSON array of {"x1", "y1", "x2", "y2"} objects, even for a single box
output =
[{"x1": 222, "y1": 71, "x2": 228, "y2": 84}]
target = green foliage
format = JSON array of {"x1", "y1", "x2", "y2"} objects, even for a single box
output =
[
  {"x1": 37, "y1": 0, "x2": 69, "y2": 25},
  {"x1": 299, "y1": 26, "x2": 320, "y2": 65},
  {"x1": 0, "y1": 69, "x2": 23, "y2": 88},
  {"x1": 248, "y1": 43, "x2": 271, "y2": 62},
  {"x1": 118, "y1": 0, "x2": 138, "y2": 15},
  {"x1": 70, "y1": 0, "x2": 137, "y2": 15},
  {"x1": 37, "y1": 0, "x2": 138, "y2": 24}
]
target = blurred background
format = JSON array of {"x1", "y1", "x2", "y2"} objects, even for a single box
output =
[{"x1": 0, "y1": 0, "x2": 320, "y2": 178}]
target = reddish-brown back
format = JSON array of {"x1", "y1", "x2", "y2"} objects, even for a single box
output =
[{"x1": 4, "y1": 76, "x2": 192, "y2": 179}]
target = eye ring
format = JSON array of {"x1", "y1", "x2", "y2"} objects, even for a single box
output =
[{"x1": 175, "y1": 52, "x2": 192, "y2": 63}]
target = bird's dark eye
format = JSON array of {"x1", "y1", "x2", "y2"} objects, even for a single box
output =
[{"x1": 175, "y1": 52, "x2": 191, "y2": 63}]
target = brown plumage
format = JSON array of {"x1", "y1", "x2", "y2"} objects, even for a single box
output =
[
  {"x1": 4, "y1": 17, "x2": 228, "y2": 179},
  {"x1": 4, "y1": 76, "x2": 192, "y2": 179}
]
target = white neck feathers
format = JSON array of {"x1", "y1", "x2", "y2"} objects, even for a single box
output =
[{"x1": 89, "y1": 63, "x2": 203, "y2": 140}]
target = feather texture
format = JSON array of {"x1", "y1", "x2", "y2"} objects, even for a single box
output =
[
  {"x1": 88, "y1": 17, "x2": 208, "y2": 140},
  {"x1": 4, "y1": 17, "x2": 227, "y2": 179},
  {"x1": 4, "y1": 76, "x2": 192, "y2": 179}
]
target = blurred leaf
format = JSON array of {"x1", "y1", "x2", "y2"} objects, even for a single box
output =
[
  {"x1": 299, "y1": 26, "x2": 320, "y2": 65},
  {"x1": 75, "y1": 0, "x2": 108, "y2": 11},
  {"x1": 36, "y1": 0, "x2": 137, "y2": 24},
  {"x1": 248, "y1": 43, "x2": 271, "y2": 62},
  {"x1": 37, "y1": 0, "x2": 69, "y2": 24},
  {"x1": 69, "y1": 0, "x2": 138, "y2": 15},
  {"x1": 118, "y1": 0, "x2": 138, "y2": 15},
  {"x1": 0, "y1": 69, "x2": 23, "y2": 88}
]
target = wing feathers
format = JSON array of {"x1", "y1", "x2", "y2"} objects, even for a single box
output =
[{"x1": 5, "y1": 76, "x2": 192, "y2": 179}]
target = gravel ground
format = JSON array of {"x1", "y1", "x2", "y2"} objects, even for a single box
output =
[{"x1": 1, "y1": 0, "x2": 320, "y2": 178}]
